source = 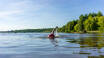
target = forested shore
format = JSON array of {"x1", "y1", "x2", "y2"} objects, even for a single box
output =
[
  {"x1": 58, "y1": 11, "x2": 104, "y2": 33},
  {"x1": 5, "y1": 11, "x2": 104, "y2": 33},
  {"x1": 9, "y1": 28, "x2": 53, "y2": 33}
]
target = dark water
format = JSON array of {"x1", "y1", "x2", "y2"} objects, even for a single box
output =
[{"x1": 0, "y1": 33, "x2": 104, "y2": 58}]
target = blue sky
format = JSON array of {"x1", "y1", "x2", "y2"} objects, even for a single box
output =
[{"x1": 0, "y1": 0, "x2": 104, "y2": 31}]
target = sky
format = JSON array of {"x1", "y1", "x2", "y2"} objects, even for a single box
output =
[{"x1": 0, "y1": 0, "x2": 104, "y2": 31}]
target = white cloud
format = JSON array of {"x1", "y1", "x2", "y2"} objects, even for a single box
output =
[
  {"x1": 0, "y1": 0, "x2": 48, "y2": 20},
  {"x1": 0, "y1": 0, "x2": 60, "y2": 31},
  {"x1": 0, "y1": 10, "x2": 22, "y2": 19}
]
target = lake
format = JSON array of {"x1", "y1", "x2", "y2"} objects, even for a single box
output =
[{"x1": 0, "y1": 33, "x2": 104, "y2": 58}]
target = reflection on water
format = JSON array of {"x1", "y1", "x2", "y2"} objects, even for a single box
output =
[
  {"x1": 0, "y1": 33, "x2": 104, "y2": 58},
  {"x1": 66, "y1": 33, "x2": 104, "y2": 58},
  {"x1": 49, "y1": 39, "x2": 58, "y2": 47}
]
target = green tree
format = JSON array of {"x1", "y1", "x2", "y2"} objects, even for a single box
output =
[
  {"x1": 61, "y1": 26, "x2": 66, "y2": 32},
  {"x1": 88, "y1": 13, "x2": 97, "y2": 17},
  {"x1": 97, "y1": 11, "x2": 103, "y2": 17},
  {"x1": 78, "y1": 14, "x2": 85, "y2": 32},
  {"x1": 74, "y1": 24, "x2": 80, "y2": 32},
  {"x1": 64, "y1": 20, "x2": 77, "y2": 32},
  {"x1": 98, "y1": 16, "x2": 104, "y2": 32},
  {"x1": 59, "y1": 11, "x2": 104, "y2": 33},
  {"x1": 84, "y1": 16, "x2": 98, "y2": 31}
]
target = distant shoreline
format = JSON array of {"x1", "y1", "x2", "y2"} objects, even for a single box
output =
[{"x1": 0, "y1": 30, "x2": 101, "y2": 34}]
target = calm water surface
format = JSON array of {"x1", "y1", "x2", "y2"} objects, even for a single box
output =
[{"x1": 0, "y1": 33, "x2": 104, "y2": 58}]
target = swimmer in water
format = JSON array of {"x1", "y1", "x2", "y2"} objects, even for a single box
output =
[{"x1": 48, "y1": 26, "x2": 58, "y2": 47}]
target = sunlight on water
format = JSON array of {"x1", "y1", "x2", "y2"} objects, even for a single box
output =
[{"x1": 0, "y1": 33, "x2": 104, "y2": 58}]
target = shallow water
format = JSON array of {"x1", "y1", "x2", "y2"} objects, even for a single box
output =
[{"x1": 0, "y1": 33, "x2": 104, "y2": 58}]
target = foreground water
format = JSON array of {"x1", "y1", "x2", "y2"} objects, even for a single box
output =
[{"x1": 0, "y1": 33, "x2": 104, "y2": 58}]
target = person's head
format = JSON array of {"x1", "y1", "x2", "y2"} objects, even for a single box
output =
[{"x1": 56, "y1": 26, "x2": 58, "y2": 29}]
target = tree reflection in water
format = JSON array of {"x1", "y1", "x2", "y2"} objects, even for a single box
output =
[{"x1": 66, "y1": 36, "x2": 104, "y2": 58}]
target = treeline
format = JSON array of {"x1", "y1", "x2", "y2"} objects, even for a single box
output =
[
  {"x1": 8, "y1": 11, "x2": 104, "y2": 33},
  {"x1": 58, "y1": 11, "x2": 104, "y2": 33},
  {"x1": 10, "y1": 28, "x2": 53, "y2": 33}
]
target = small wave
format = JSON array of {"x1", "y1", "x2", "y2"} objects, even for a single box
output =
[{"x1": 0, "y1": 44, "x2": 26, "y2": 48}]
